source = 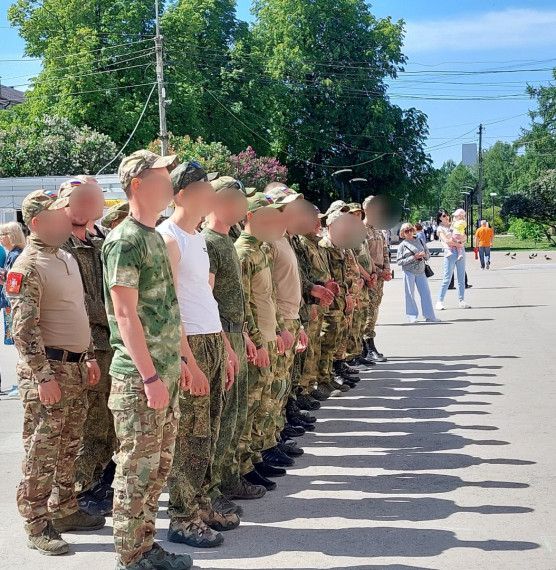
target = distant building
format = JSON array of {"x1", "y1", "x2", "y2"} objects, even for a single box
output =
[{"x1": 0, "y1": 82, "x2": 25, "y2": 109}]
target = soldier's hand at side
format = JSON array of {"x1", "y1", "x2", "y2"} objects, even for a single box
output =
[
  {"x1": 276, "y1": 334, "x2": 285, "y2": 355},
  {"x1": 281, "y1": 328, "x2": 295, "y2": 351},
  {"x1": 311, "y1": 284, "x2": 334, "y2": 305},
  {"x1": 38, "y1": 380, "x2": 62, "y2": 406},
  {"x1": 189, "y1": 364, "x2": 210, "y2": 397},
  {"x1": 86, "y1": 360, "x2": 101, "y2": 386},
  {"x1": 255, "y1": 347, "x2": 270, "y2": 368},
  {"x1": 180, "y1": 360, "x2": 193, "y2": 392},
  {"x1": 244, "y1": 334, "x2": 257, "y2": 363},
  {"x1": 346, "y1": 294, "x2": 354, "y2": 314},
  {"x1": 369, "y1": 273, "x2": 378, "y2": 288},
  {"x1": 381, "y1": 269, "x2": 392, "y2": 281},
  {"x1": 358, "y1": 278, "x2": 365, "y2": 291},
  {"x1": 227, "y1": 347, "x2": 239, "y2": 377},
  {"x1": 225, "y1": 359, "x2": 235, "y2": 391},
  {"x1": 325, "y1": 278, "x2": 341, "y2": 295},
  {"x1": 296, "y1": 328, "x2": 308, "y2": 353},
  {"x1": 311, "y1": 305, "x2": 318, "y2": 320},
  {"x1": 144, "y1": 379, "x2": 169, "y2": 409}
]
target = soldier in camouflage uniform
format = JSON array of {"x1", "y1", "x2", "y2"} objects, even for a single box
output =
[
  {"x1": 157, "y1": 163, "x2": 241, "y2": 549},
  {"x1": 202, "y1": 177, "x2": 266, "y2": 513},
  {"x1": 7, "y1": 189, "x2": 105, "y2": 556},
  {"x1": 363, "y1": 195, "x2": 392, "y2": 362},
  {"x1": 58, "y1": 177, "x2": 117, "y2": 517},
  {"x1": 235, "y1": 193, "x2": 286, "y2": 490},
  {"x1": 102, "y1": 150, "x2": 193, "y2": 570}
]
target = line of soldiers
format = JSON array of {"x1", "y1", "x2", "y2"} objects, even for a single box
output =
[{"x1": 6, "y1": 149, "x2": 391, "y2": 570}]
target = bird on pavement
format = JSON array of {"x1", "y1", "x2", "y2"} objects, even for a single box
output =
[
  {"x1": 511, "y1": 253, "x2": 517, "y2": 259},
  {"x1": 545, "y1": 255, "x2": 552, "y2": 260},
  {"x1": 529, "y1": 254, "x2": 535, "y2": 259},
  {"x1": 505, "y1": 252, "x2": 511, "y2": 256},
  {"x1": 532, "y1": 253, "x2": 538, "y2": 258}
]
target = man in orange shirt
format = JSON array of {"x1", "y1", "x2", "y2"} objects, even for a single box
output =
[{"x1": 475, "y1": 220, "x2": 494, "y2": 270}]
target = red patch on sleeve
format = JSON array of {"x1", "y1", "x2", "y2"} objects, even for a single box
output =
[{"x1": 6, "y1": 272, "x2": 23, "y2": 294}]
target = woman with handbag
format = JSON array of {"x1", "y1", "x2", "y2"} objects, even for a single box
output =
[{"x1": 397, "y1": 223, "x2": 440, "y2": 323}]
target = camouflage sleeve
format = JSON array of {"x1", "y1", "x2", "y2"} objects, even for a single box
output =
[
  {"x1": 383, "y1": 236, "x2": 390, "y2": 271},
  {"x1": 273, "y1": 277, "x2": 286, "y2": 332},
  {"x1": 293, "y1": 238, "x2": 316, "y2": 302},
  {"x1": 205, "y1": 238, "x2": 220, "y2": 276},
  {"x1": 8, "y1": 268, "x2": 54, "y2": 384},
  {"x1": 266, "y1": 244, "x2": 286, "y2": 331},
  {"x1": 103, "y1": 238, "x2": 141, "y2": 290},
  {"x1": 239, "y1": 255, "x2": 264, "y2": 348}
]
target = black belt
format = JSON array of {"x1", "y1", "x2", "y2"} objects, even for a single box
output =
[
  {"x1": 220, "y1": 320, "x2": 246, "y2": 334},
  {"x1": 45, "y1": 347, "x2": 88, "y2": 363}
]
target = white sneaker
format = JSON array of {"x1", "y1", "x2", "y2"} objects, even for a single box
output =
[
  {"x1": 406, "y1": 316, "x2": 418, "y2": 323},
  {"x1": 435, "y1": 301, "x2": 444, "y2": 311},
  {"x1": 458, "y1": 300, "x2": 471, "y2": 309}
]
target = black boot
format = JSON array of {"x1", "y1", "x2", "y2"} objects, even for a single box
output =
[
  {"x1": 339, "y1": 361, "x2": 360, "y2": 376},
  {"x1": 244, "y1": 469, "x2": 277, "y2": 491},
  {"x1": 366, "y1": 338, "x2": 387, "y2": 362}
]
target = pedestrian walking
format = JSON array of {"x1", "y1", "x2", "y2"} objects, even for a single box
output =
[{"x1": 475, "y1": 220, "x2": 494, "y2": 270}]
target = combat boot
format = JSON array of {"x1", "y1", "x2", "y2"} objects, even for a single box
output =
[
  {"x1": 143, "y1": 542, "x2": 193, "y2": 570},
  {"x1": 27, "y1": 521, "x2": 69, "y2": 556},
  {"x1": 115, "y1": 559, "x2": 155, "y2": 570},
  {"x1": 310, "y1": 384, "x2": 332, "y2": 401},
  {"x1": 224, "y1": 476, "x2": 266, "y2": 501},
  {"x1": 199, "y1": 508, "x2": 240, "y2": 532},
  {"x1": 297, "y1": 393, "x2": 321, "y2": 410},
  {"x1": 278, "y1": 440, "x2": 304, "y2": 457},
  {"x1": 262, "y1": 445, "x2": 295, "y2": 467},
  {"x1": 243, "y1": 469, "x2": 277, "y2": 491},
  {"x1": 288, "y1": 415, "x2": 316, "y2": 431},
  {"x1": 366, "y1": 338, "x2": 387, "y2": 362},
  {"x1": 168, "y1": 517, "x2": 224, "y2": 548},
  {"x1": 255, "y1": 461, "x2": 287, "y2": 477},
  {"x1": 330, "y1": 377, "x2": 350, "y2": 392},
  {"x1": 339, "y1": 361, "x2": 360, "y2": 376},
  {"x1": 52, "y1": 509, "x2": 105, "y2": 533},
  {"x1": 212, "y1": 494, "x2": 244, "y2": 516},
  {"x1": 282, "y1": 423, "x2": 305, "y2": 437},
  {"x1": 77, "y1": 489, "x2": 113, "y2": 517}
]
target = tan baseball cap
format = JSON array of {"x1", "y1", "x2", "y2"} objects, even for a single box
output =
[
  {"x1": 118, "y1": 150, "x2": 179, "y2": 191},
  {"x1": 247, "y1": 192, "x2": 285, "y2": 213},
  {"x1": 347, "y1": 202, "x2": 363, "y2": 213},
  {"x1": 265, "y1": 187, "x2": 304, "y2": 205},
  {"x1": 101, "y1": 201, "x2": 129, "y2": 228},
  {"x1": 325, "y1": 200, "x2": 350, "y2": 217},
  {"x1": 326, "y1": 209, "x2": 348, "y2": 227},
  {"x1": 22, "y1": 189, "x2": 69, "y2": 225}
]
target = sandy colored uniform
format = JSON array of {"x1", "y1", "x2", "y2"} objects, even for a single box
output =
[
  {"x1": 364, "y1": 224, "x2": 390, "y2": 339},
  {"x1": 7, "y1": 235, "x2": 93, "y2": 536}
]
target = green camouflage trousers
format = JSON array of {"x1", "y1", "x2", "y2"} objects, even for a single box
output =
[
  {"x1": 110, "y1": 375, "x2": 180, "y2": 566},
  {"x1": 299, "y1": 311, "x2": 325, "y2": 393},
  {"x1": 364, "y1": 277, "x2": 385, "y2": 339},
  {"x1": 209, "y1": 331, "x2": 248, "y2": 497},
  {"x1": 238, "y1": 340, "x2": 277, "y2": 473},
  {"x1": 317, "y1": 311, "x2": 345, "y2": 385},
  {"x1": 269, "y1": 319, "x2": 300, "y2": 445},
  {"x1": 17, "y1": 360, "x2": 88, "y2": 536},
  {"x1": 168, "y1": 333, "x2": 226, "y2": 522},
  {"x1": 74, "y1": 349, "x2": 117, "y2": 494},
  {"x1": 346, "y1": 289, "x2": 370, "y2": 360}
]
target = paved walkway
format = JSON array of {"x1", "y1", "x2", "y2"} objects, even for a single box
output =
[{"x1": 1, "y1": 250, "x2": 555, "y2": 569}]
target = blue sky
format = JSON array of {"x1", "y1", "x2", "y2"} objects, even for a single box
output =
[{"x1": 2, "y1": 0, "x2": 556, "y2": 166}]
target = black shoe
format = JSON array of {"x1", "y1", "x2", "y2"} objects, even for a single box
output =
[
  {"x1": 262, "y1": 446, "x2": 295, "y2": 467},
  {"x1": 282, "y1": 424, "x2": 305, "y2": 438},
  {"x1": 298, "y1": 410, "x2": 317, "y2": 423},
  {"x1": 255, "y1": 461, "x2": 287, "y2": 478},
  {"x1": 330, "y1": 378, "x2": 350, "y2": 392},
  {"x1": 342, "y1": 378, "x2": 357, "y2": 389},
  {"x1": 279, "y1": 435, "x2": 298, "y2": 447},
  {"x1": 278, "y1": 441, "x2": 304, "y2": 457},
  {"x1": 297, "y1": 393, "x2": 321, "y2": 410},
  {"x1": 448, "y1": 285, "x2": 456, "y2": 290},
  {"x1": 244, "y1": 469, "x2": 277, "y2": 491},
  {"x1": 286, "y1": 405, "x2": 317, "y2": 424},
  {"x1": 366, "y1": 338, "x2": 387, "y2": 362},
  {"x1": 310, "y1": 385, "x2": 331, "y2": 401},
  {"x1": 77, "y1": 490, "x2": 113, "y2": 517},
  {"x1": 288, "y1": 415, "x2": 316, "y2": 431},
  {"x1": 351, "y1": 355, "x2": 376, "y2": 368},
  {"x1": 465, "y1": 284, "x2": 473, "y2": 289},
  {"x1": 90, "y1": 479, "x2": 114, "y2": 501},
  {"x1": 340, "y1": 361, "x2": 360, "y2": 376}
]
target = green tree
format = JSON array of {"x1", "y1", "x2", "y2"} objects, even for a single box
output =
[{"x1": 482, "y1": 141, "x2": 518, "y2": 199}]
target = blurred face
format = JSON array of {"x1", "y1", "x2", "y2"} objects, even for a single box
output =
[
  {"x1": 349, "y1": 210, "x2": 363, "y2": 220},
  {"x1": 283, "y1": 199, "x2": 318, "y2": 235},
  {"x1": 328, "y1": 214, "x2": 367, "y2": 249},
  {"x1": 131, "y1": 167, "x2": 174, "y2": 213},
  {"x1": 440, "y1": 213, "x2": 450, "y2": 225},
  {"x1": 177, "y1": 180, "x2": 216, "y2": 218},
  {"x1": 212, "y1": 188, "x2": 249, "y2": 227},
  {"x1": 66, "y1": 180, "x2": 105, "y2": 227},
  {"x1": 32, "y1": 209, "x2": 73, "y2": 246},
  {"x1": 0, "y1": 232, "x2": 11, "y2": 249},
  {"x1": 364, "y1": 195, "x2": 402, "y2": 229},
  {"x1": 247, "y1": 207, "x2": 285, "y2": 242}
]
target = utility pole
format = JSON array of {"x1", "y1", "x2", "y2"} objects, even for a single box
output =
[
  {"x1": 155, "y1": 0, "x2": 169, "y2": 156},
  {"x1": 477, "y1": 123, "x2": 484, "y2": 224}
]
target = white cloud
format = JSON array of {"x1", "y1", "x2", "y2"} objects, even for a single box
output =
[{"x1": 404, "y1": 8, "x2": 556, "y2": 53}]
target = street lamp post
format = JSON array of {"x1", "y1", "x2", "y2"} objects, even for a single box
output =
[{"x1": 490, "y1": 192, "x2": 497, "y2": 232}]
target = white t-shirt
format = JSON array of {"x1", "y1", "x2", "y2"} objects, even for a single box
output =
[
  {"x1": 437, "y1": 224, "x2": 454, "y2": 257},
  {"x1": 157, "y1": 219, "x2": 222, "y2": 335}
]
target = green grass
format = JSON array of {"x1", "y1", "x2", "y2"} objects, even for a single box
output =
[{"x1": 488, "y1": 234, "x2": 555, "y2": 251}]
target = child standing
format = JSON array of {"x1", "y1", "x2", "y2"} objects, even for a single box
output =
[{"x1": 450, "y1": 209, "x2": 467, "y2": 260}]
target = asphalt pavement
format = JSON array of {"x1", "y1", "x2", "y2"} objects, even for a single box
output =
[{"x1": 1, "y1": 249, "x2": 555, "y2": 570}]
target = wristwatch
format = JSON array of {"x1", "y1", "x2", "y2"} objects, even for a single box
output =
[{"x1": 181, "y1": 356, "x2": 188, "y2": 365}]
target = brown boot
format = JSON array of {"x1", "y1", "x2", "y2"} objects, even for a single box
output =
[
  {"x1": 27, "y1": 521, "x2": 69, "y2": 556},
  {"x1": 199, "y1": 508, "x2": 240, "y2": 532}
]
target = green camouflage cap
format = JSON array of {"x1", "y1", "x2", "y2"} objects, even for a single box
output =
[
  {"x1": 265, "y1": 187, "x2": 304, "y2": 205},
  {"x1": 118, "y1": 149, "x2": 179, "y2": 191},
  {"x1": 247, "y1": 192, "x2": 285, "y2": 213},
  {"x1": 22, "y1": 189, "x2": 69, "y2": 225},
  {"x1": 326, "y1": 209, "x2": 348, "y2": 227},
  {"x1": 101, "y1": 201, "x2": 129, "y2": 228},
  {"x1": 58, "y1": 176, "x2": 92, "y2": 200},
  {"x1": 347, "y1": 202, "x2": 363, "y2": 213},
  {"x1": 325, "y1": 200, "x2": 350, "y2": 216}
]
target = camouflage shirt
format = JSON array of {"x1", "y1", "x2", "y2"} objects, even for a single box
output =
[
  {"x1": 318, "y1": 235, "x2": 347, "y2": 313},
  {"x1": 201, "y1": 227, "x2": 246, "y2": 325},
  {"x1": 7, "y1": 235, "x2": 93, "y2": 384},
  {"x1": 101, "y1": 216, "x2": 181, "y2": 381},
  {"x1": 62, "y1": 232, "x2": 110, "y2": 351},
  {"x1": 365, "y1": 223, "x2": 390, "y2": 271},
  {"x1": 355, "y1": 240, "x2": 374, "y2": 275},
  {"x1": 235, "y1": 231, "x2": 280, "y2": 346},
  {"x1": 344, "y1": 249, "x2": 361, "y2": 296},
  {"x1": 297, "y1": 234, "x2": 332, "y2": 316}
]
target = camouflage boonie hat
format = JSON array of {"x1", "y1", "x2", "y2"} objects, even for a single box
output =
[
  {"x1": 118, "y1": 149, "x2": 179, "y2": 191},
  {"x1": 22, "y1": 189, "x2": 69, "y2": 225},
  {"x1": 347, "y1": 202, "x2": 363, "y2": 213},
  {"x1": 326, "y1": 209, "x2": 348, "y2": 227},
  {"x1": 101, "y1": 201, "x2": 129, "y2": 228},
  {"x1": 247, "y1": 192, "x2": 285, "y2": 213}
]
